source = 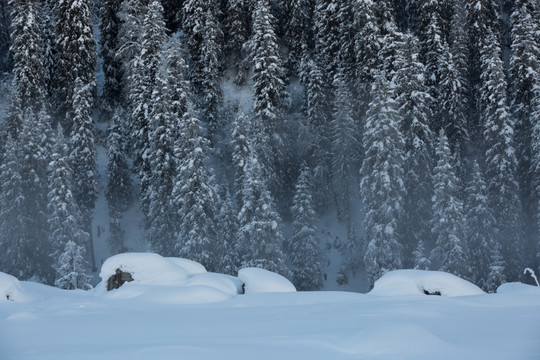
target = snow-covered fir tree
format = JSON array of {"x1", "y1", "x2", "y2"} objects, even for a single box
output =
[
  {"x1": 393, "y1": 33, "x2": 434, "y2": 266},
  {"x1": 465, "y1": 161, "x2": 495, "y2": 290},
  {"x1": 413, "y1": 239, "x2": 431, "y2": 270},
  {"x1": 106, "y1": 109, "x2": 131, "y2": 255},
  {"x1": 0, "y1": 135, "x2": 26, "y2": 279},
  {"x1": 431, "y1": 129, "x2": 469, "y2": 279},
  {"x1": 214, "y1": 189, "x2": 240, "y2": 275},
  {"x1": 231, "y1": 109, "x2": 251, "y2": 200},
  {"x1": 99, "y1": 0, "x2": 123, "y2": 111},
  {"x1": 6, "y1": 0, "x2": 47, "y2": 137},
  {"x1": 485, "y1": 240, "x2": 506, "y2": 293},
  {"x1": 251, "y1": 0, "x2": 285, "y2": 177},
  {"x1": 289, "y1": 164, "x2": 323, "y2": 291},
  {"x1": 330, "y1": 67, "x2": 359, "y2": 224},
  {"x1": 182, "y1": 0, "x2": 223, "y2": 135},
  {"x1": 361, "y1": 74, "x2": 405, "y2": 289},
  {"x1": 54, "y1": 240, "x2": 92, "y2": 290},
  {"x1": 480, "y1": 30, "x2": 524, "y2": 281},
  {"x1": 54, "y1": 0, "x2": 96, "y2": 132},
  {"x1": 284, "y1": 0, "x2": 312, "y2": 74},
  {"x1": 237, "y1": 151, "x2": 290, "y2": 278},
  {"x1": 173, "y1": 109, "x2": 219, "y2": 271}
]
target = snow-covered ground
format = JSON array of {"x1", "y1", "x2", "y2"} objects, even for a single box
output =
[{"x1": 1, "y1": 254, "x2": 539, "y2": 360}]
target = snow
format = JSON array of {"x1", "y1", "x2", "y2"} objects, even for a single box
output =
[
  {"x1": 1, "y1": 268, "x2": 539, "y2": 360},
  {"x1": 369, "y1": 269, "x2": 485, "y2": 297},
  {"x1": 238, "y1": 267, "x2": 296, "y2": 293},
  {"x1": 0, "y1": 272, "x2": 34, "y2": 303}
]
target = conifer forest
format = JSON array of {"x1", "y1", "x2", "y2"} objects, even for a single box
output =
[{"x1": 0, "y1": 0, "x2": 539, "y2": 292}]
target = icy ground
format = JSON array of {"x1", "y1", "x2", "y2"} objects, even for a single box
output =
[{"x1": 1, "y1": 254, "x2": 540, "y2": 360}]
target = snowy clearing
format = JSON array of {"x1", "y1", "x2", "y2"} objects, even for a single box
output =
[{"x1": 1, "y1": 256, "x2": 540, "y2": 359}]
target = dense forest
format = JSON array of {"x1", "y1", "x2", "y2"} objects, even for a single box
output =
[{"x1": 0, "y1": 0, "x2": 538, "y2": 292}]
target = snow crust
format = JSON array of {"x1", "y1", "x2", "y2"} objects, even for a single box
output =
[
  {"x1": 369, "y1": 269, "x2": 485, "y2": 297},
  {"x1": 497, "y1": 282, "x2": 540, "y2": 296},
  {"x1": 238, "y1": 267, "x2": 296, "y2": 293}
]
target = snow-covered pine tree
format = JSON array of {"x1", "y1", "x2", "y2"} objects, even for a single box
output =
[
  {"x1": 37, "y1": 0, "x2": 57, "y2": 101},
  {"x1": 237, "y1": 151, "x2": 290, "y2": 278},
  {"x1": 182, "y1": 0, "x2": 223, "y2": 135},
  {"x1": 224, "y1": 0, "x2": 253, "y2": 68},
  {"x1": 231, "y1": 109, "x2": 251, "y2": 201},
  {"x1": 145, "y1": 51, "x2": 186, "y2": 257},
  {"x1": 431, "y1": 129, "x2": 469, "y2": 279},
  {"x1": 161, "y1": 0, "x2": 184, "y2": 32},
  {"x1": 511, "y1": 0, "x2": 540, "y2": 244},
  {"x1": 48, "y1": 127, "x2": 90, "y2": 289},
  {"x1": 289, "y1": 163, "x2": 323, "y2": 290},
  {"x1": 99, "y1": 0, "x2": 123, "y2": 112},
  {"x1": 485, "y1": 240, "x2": 506, "y2": 293},
  {"x1": 251, "y1": 0, "x2": 285, "y2": 177},
  {"x1": 361, "y1": 74, "x2": 405, "y2": 288},
  {"x1": 129, "y1": 0, "x2": 167, "y2": 217},
  {"x1": 106, "y1": 109, "x2": 131, "y2": 255},
  {"x1": 18, "y1": 109, "x2": 54, "y2": 283},
  {"x1": 439, "y1": 41, "x2": 469, "y2": 176},
  {"x1": 330, "y1": 67, "x2": 359, "y2": 224},
  {"x1": 284, "y1": 0, "x2": 312, "y2": 74},
  {"x1": 54, "y1": 240, "x2": 92, "y2": 290},
  {"x1": 69, "y1": 79, "x2": 97, "y2": 271},
  {"x1": 215, "y1": 189, "x2": 240, "y2": 275},
  {"x1": 6, "y1": 0, "x2": 47, "y2": 137},
  {"x1": 532, "y1": 80, "x2": 540, "y2": 275},
  {"x1": 393, "y1": 33, "x2": 434, "y2": 267},
  {"x1": 413, "y1": 239, "x2": 431, "y2": 270},
  {"x1": 54, "y1": 0, "x2": 96, "y2": 132},
  {"x1": 480, "y1": 30, "x2": 524, "y2": 281},
  {"x1": 0, "y1": 135, "x2": 26, "y2": 279},
  {"x1": 465, "y1": 161, "x2": 495, "y2": 290},
  {"x1": 173, "y1": 109, "x2": 220, "y2": 271},
  {"x1": 314, "y1": 0, "x2": 341, "y2": 83}
]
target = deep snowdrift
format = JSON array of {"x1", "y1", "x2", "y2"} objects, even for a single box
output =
[{"x1": 1, "y1": 256, "x2": 539, "y2": 360}]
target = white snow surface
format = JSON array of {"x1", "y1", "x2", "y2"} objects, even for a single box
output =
[
  {"x1": 1, "y1": 264, "x2": 540, "y2": 360},
  {"x1": 0, "y1": 272, "x2": 34, "y2": 303},
  {"x1": 369, "y1": 269, "x2": 485, "y2": 297},
  {"x1": 238, "y1": 267, "x2": 296, "y2": 293}
]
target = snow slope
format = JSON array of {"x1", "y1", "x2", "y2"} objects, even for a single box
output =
[{"x1": 1, "y1": 262, "x2": 539, "y2": 360}]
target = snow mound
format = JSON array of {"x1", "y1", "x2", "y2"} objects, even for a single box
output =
[
  {"x1": 0, "y1": 272, "x2": 33, "y2": 303},
  {"x1": 497, "y1": 282, "x2": 540, "y2": 295},
  {"x1": 99, "y1": 253, "x2": 189, "y2": 286},
  {"x1": 238, "y1": 268, "x2": 296, "y2": 293},
  {"x1": 96, "y1": 253, "x2": 239, "y2": 303},
  {"x1": 369, "y1": 270, "x2": 484, "y2": 297}
]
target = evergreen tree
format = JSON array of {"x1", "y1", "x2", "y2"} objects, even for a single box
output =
[
  {"x1": 465, "y1": 161, "x2": 495, "y2": 289},
  {"x1": 0, "y1": 135, "x2": 26, "y2": 278},
  {"x1": 289, "y1": 164, "x2": 323, "y2": 290},
  {"x1": 47, "y1": 128, "x2": 90, "y2": 290},
  {"x1": 413, "y1": 239, "x2": 431, "y2": 270},
  {"x1": 231, "y1": 109, "x2": 251, "y2": 200},
  {"x1": 251, "y1": 0, "x2": 285, "y2": 175},
  {"x1": 99, "y1": 0, "x2": 123, "y2": 112},
  {"x1": 54, "y1": 0, "x2": 96, "y2": 132},
  {"x1": 182, "y1": 0, "x2": 223, "y2": 134},
  {"x1": 6, "y1": 0, "x2": 47, "y2": 137},
  {"x1": 145, "y1": 53, "x2": 184, "y2": 257},
  {"x1": 37, "y1": 0, "x2": 57, "y2": 101},
  {"x1": 361, "y1": 74, "x2": 405, "y2": 288},
  {"x1": 237, "y1": 151, "x2": 290, "y2": 277},
  {"x1": 173, "y1": 110, "x2": 219, "y2": 270},
  {"x1": 225, "y1": 0, "x2": 253, "y2": 66},
  {"x1": 330, "y1": 68, "x2": 359, "y2": 224},
  {"x1": 106, "y1": 109, "x2": 131, "y2": 255},
  {"x1": 480, "y1": 30, "x2": 524, "y2": 281},
  {"x1": 69, "y1": 80, "x2": 97, "y2": 271},
  {"x1": 511, "y1": 0, "x2": 540, "y2": 242},
  {"x1": 161, "y1": 0, "x2": 184, "y2": 32},
  {"x1": 431, "y1": 129, "x2": 469, "y2": 279},
  {"x1": 485, "y1": 240, "x2": 506, "y2": 293},
  {"x1": 54, "y1": 240, "x2": 92, "y2": 290},
  {"x1": 393, "y1": 33, "x2": 434, "y2": 266},
  {"x1": 532, "y1": 80, "x2": 540, "y2": 274},
  {"x1": 284, "y1": 0, "x2": 313, "y2": 74},
  {"x1": 215, "y1": 189, "x2": 240, "y2": 275}
]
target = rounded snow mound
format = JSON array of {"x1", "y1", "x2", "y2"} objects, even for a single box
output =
[
  {"x1": 238, "y1": 268, "x2": 296, "y2": 293},
  {"x1": 0, "y1": 272, "x2": 33, "y2": 303},
  {"x1": 369, "y1": 270, "x2": 484, "y2": 297},
  {"x1": 97, "y1": 253, "x2": 239, "y2": 303},
  {"x1": 496, "y1": 282, "x2": 540, "y2": 296}
]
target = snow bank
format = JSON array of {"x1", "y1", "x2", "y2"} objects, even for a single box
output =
[
  {"x1": 238, "y1": 267, "x2": 296, "y2": 293},
  {"x1": 497, "y1": 282, "x2": 540, "y2": 296},
  {"x1": 369, "y1": 270, "x2": 484, "y2": 297},
  {"x1": 96, "y1": 253, "x2": 239, "y2": 303},
  {"x1": 99, "y1": 253, "x2": 189, "y2": 286},
  {"x1": 0, "y1": 272, "x2": 33, "y2": 303}
]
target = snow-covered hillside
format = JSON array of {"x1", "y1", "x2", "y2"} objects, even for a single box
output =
[{"x1": 1, "y1": 255, "x2": 539, "y2": 360}]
